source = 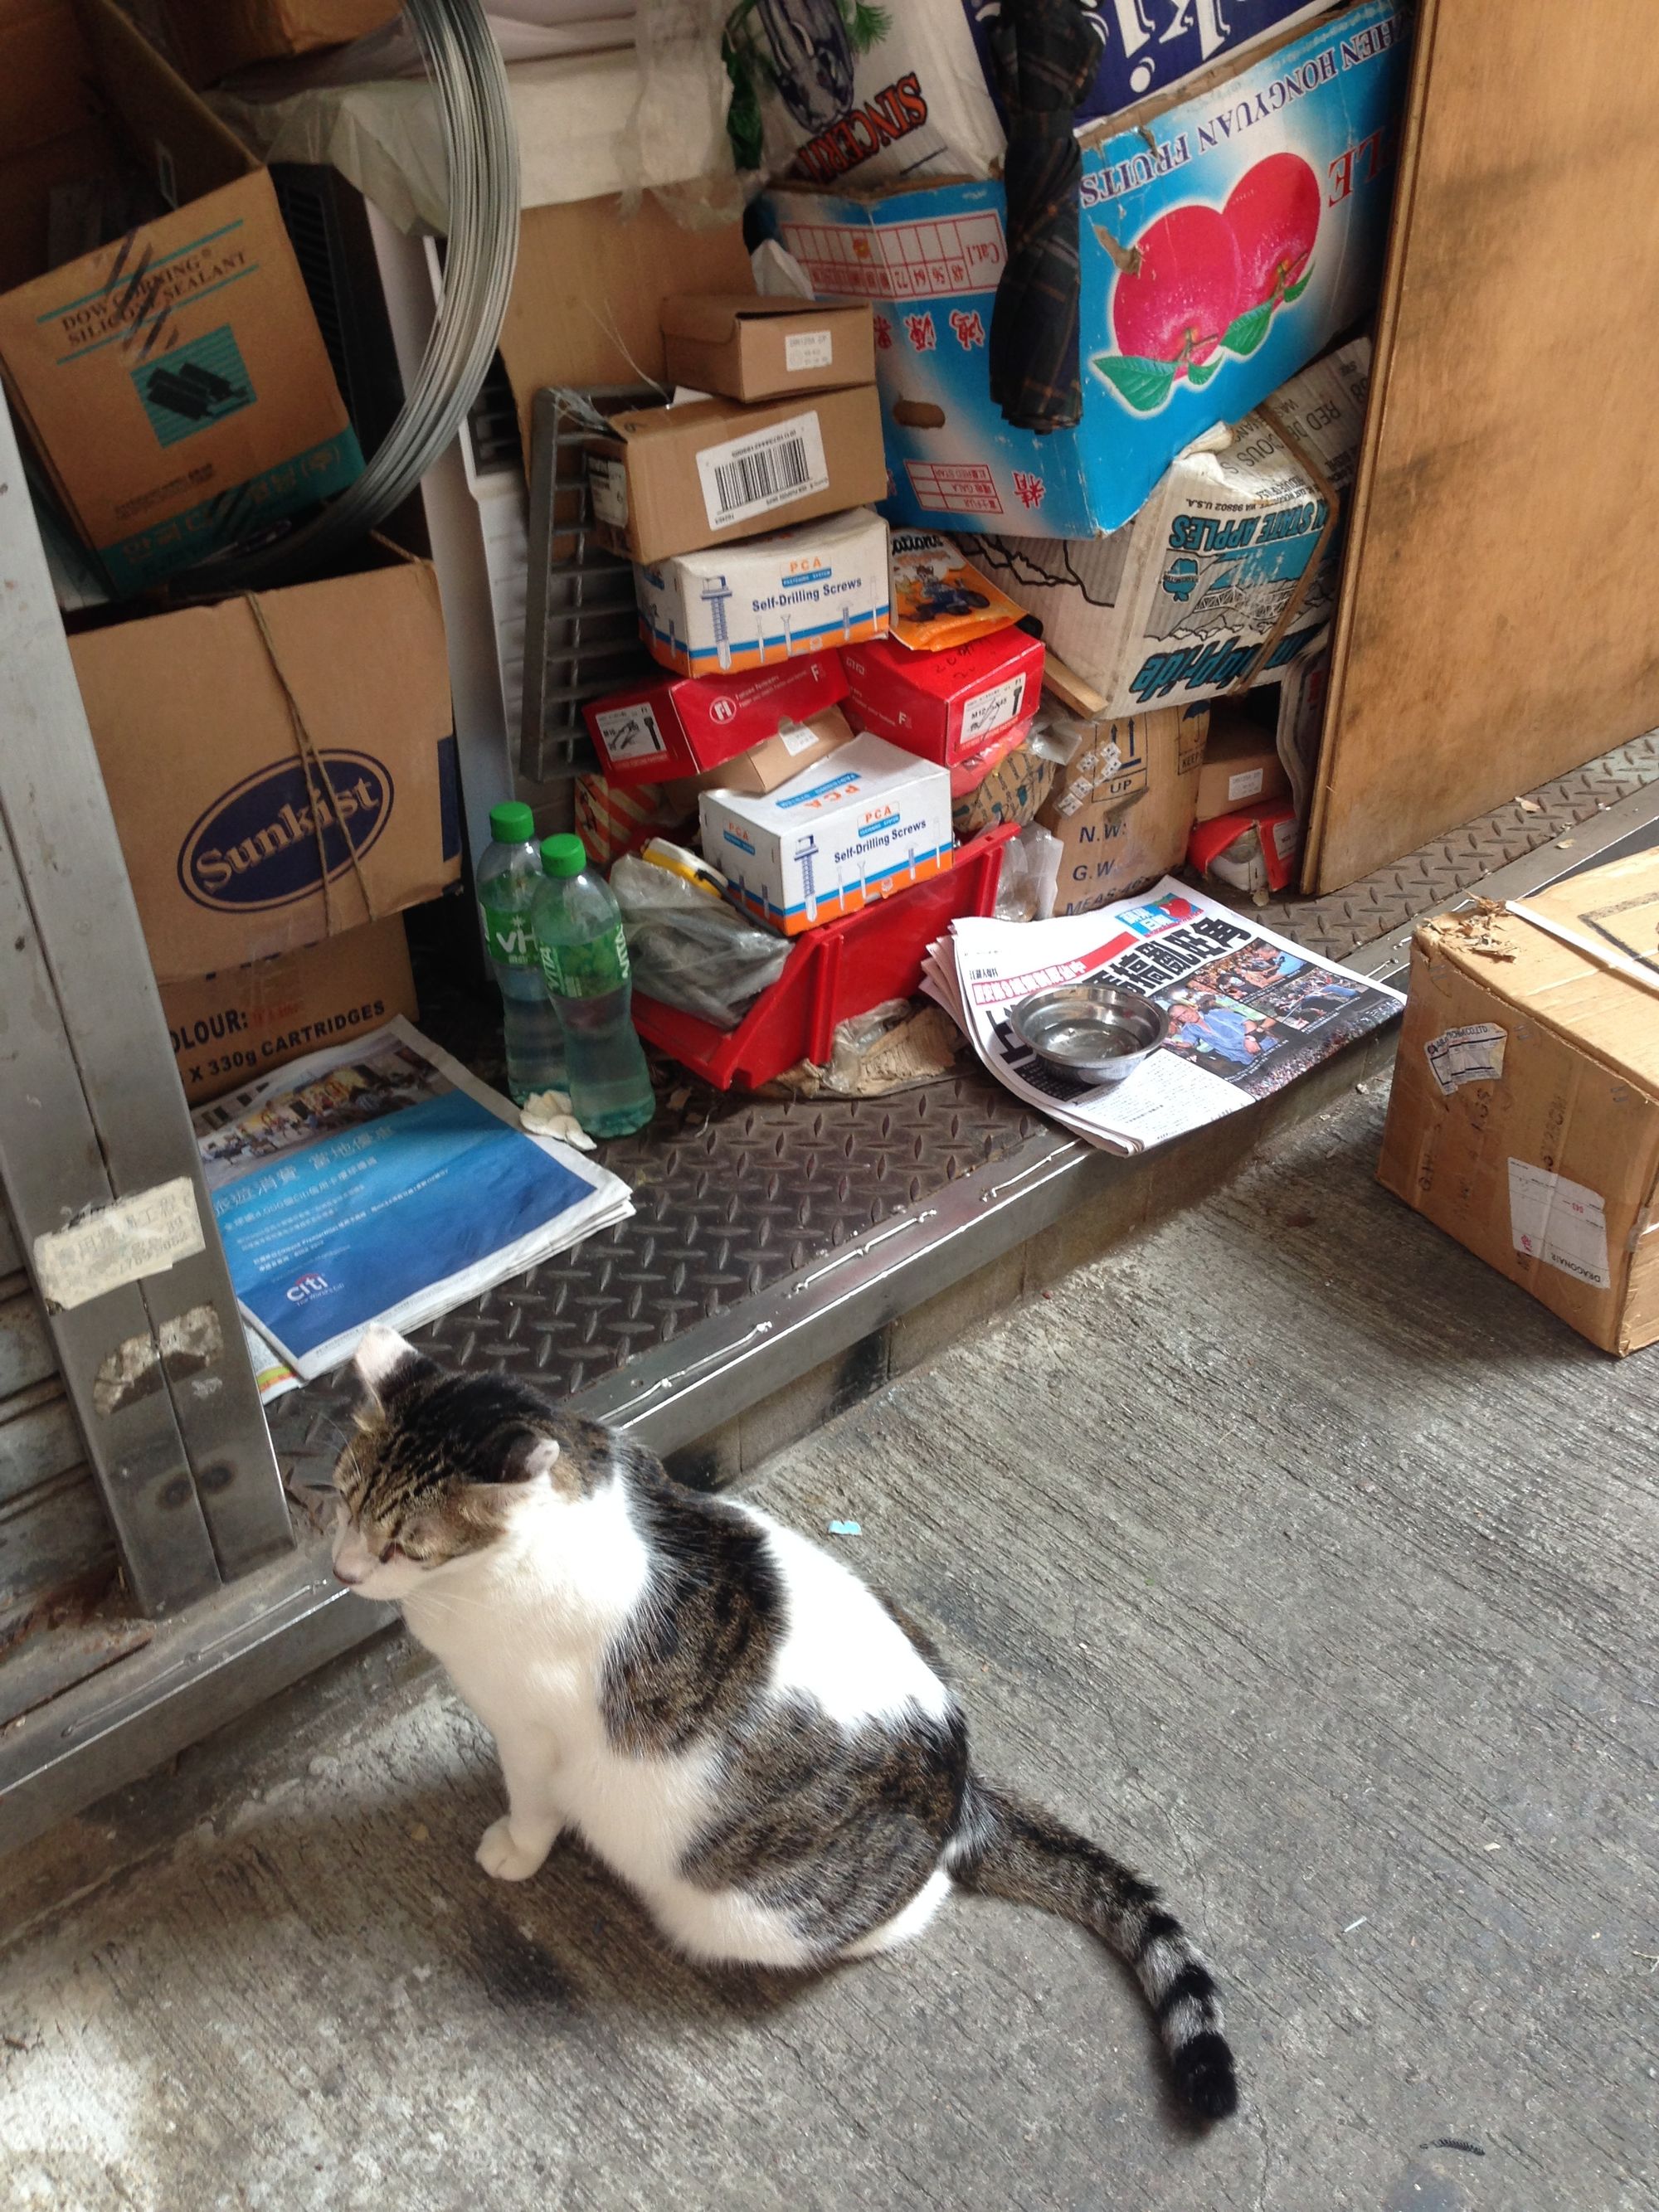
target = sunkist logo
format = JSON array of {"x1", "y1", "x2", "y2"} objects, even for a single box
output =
[{"x1": 178, "y1": 752, "x2": 394, "y2": 913}]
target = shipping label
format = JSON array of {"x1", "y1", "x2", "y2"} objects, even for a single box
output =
[{"x1": 1507, "y1": 1160, "x2": 1612, "y2": 1291}]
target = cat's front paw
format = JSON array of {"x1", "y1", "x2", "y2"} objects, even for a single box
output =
[{"x1": 475, "y1": 1816, "x2": 552, "y2": 1882}]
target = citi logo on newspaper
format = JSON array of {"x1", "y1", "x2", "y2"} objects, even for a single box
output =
[
  {"x1": 285, "y1": 1272, "x2": 333, "y2": 1305},
  {"x1": 179, "y1": 752, "x2": 394, "y2": 913}
]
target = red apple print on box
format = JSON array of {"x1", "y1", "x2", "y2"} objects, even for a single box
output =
[
  {"x1": 1092, "y1": 153, "x2": 1321, "y2": 414},
  {"x1": 1107, "y1": 206, "x2": 1242, "y2": 403}
]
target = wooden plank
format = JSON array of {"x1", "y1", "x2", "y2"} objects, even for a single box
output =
[{"x1": 1306, "y1": 0, "x2": 1659, "y2": 894}]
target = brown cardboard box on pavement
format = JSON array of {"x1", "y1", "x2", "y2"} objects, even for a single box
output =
[
  {"x1": 70, "y1": 554, "x2": 459, "y2": 982},
  {"x1": 0, "y1": 0, "x2": 361, "y2": 592},
  {"x1": 1037, "y1": 704, "x2": 1208, "y2": 914},
  {"x1": 152, "y1": 0, "x2": 398, "y2": 86},
  {"x1": 1379, "y1": 849, "x2": 1659, "y2": 1356},
  {"x1": 498, "y1": 195, "x2": 754, "y2": 458},
  {"x1": 162, "y1": 916, "x2": 417, "y2": 1105},
  {"x1": 588, "y1": 386, "x2": 888, "y2": 566},
  {"x1": 661, "y1": 295, "x2": 876, "y2": 403}
]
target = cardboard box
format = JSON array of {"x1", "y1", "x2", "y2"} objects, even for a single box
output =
[
  {"x1": 0, "y1": 0, "x2": 362, "y2": 592},
  {"x1": 977, "y1": 341, "x2": 1370, "y2": 713},
  {"x1": 71, "y1": 556, "x2": 459, "y2": 981},
  {"x1": 499, "y1": 194, "x2": 753, "y2": 456},
  {"x1": 951, "y1": 737, "x2": 1055, "y2": 839},
  {"x1": 1194, "y1": 713, "x2": 1292, "y2": 822},
  {"x1": 153, "y1": 0, "x2": 398, "y2": 85},
  {"x1": 1038, "y1": 705, "x2": 1209, "y2": 914},
  {"x1": 162, "y1": 916, "x2": 416, "y2": 1106},
  {"x1": 661, "y1": 295, "x2": 876, "y2": 403},
  {"x1": 842, "y1": 626, "x2": 1044, "y2": 765},
  {"x1": 589, "y1": 386, "x2": 888, "y2": 566},
  {"x1": 1378, "y1": 850, "x2": 1659, "y2": 1356},
  {"x1": 661, "y1": 706, "x2": 855, "y2": 806},
  {"x1": 766, "y1": 2, "x2": 1405, "y2": 539},
  {"x1": 962, "y1": 0, "x2": 1331, "y2": 136},
  {"x1": 636, "y1": 508, "x2": 890, "y2": 679},
  {"x1": 583, "y1": 651, "x2": 849, "y2": 786},
  {"x1": 699, "y1": 734, "x2": 954, "y2": 936}
]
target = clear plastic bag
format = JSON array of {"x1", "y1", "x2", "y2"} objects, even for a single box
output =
[{"x1": 611, "y1": 853, "x2": 791, "y2": 1029}]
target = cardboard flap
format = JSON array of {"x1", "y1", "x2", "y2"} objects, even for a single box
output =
[{"x1": 75, "y1": 0, "x2": 256, "y2": 202}]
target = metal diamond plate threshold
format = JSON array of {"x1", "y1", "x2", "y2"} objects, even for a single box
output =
[{"x1": 7, "y1": 767, "x2": 1659, "y2": 1855}]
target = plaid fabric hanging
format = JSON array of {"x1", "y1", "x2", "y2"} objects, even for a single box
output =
[{"x1": 988, "y1": 0, "x2": 1102, "y2": 435}]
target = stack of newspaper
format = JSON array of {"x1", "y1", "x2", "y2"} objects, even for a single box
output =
[
  {"x1": 924, "y1": 878, "x2": 1402, "y2": 1154},
  {"x1": 195, "y1": 1020, "x2": 634, "y2": 1389}
]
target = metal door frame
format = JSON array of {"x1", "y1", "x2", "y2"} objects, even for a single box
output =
[{"x1": 0, "y1": 388, "x2": 293, "y2": 1616}]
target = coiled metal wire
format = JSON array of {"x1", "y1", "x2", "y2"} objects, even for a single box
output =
[{"x1": 197, "y1": 0, "x2": 519, "y2": 587}]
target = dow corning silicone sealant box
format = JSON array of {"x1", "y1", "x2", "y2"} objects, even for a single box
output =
[
  {"x1": 698, "y1": 734, "x2": 954, "y2": 936},
  {"x1": 765, "y1": 0, "x2": 1407, "y2": 541}
]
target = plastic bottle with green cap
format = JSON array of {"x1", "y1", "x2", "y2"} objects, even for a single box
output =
[
  {"x1": 531, "y1": 833, "x2": 654, "y2": 1139},
  {"x1": 477, "y1": 800, "x2": 566, "y2": 1104}
]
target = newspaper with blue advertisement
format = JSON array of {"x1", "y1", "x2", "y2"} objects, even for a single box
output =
[
  {"x1": 194, "y1": 1019, "x2": 633, "y2": 1383},
  {"x1": 923, "y1": 878, "x2": 1400, "y2": 1152}
]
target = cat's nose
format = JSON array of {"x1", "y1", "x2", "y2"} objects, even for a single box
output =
[{"x1": 333, "y1": 1563, "x2": 365, "y2": 1586}]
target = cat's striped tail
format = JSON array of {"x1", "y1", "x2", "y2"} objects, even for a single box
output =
[{"x1": 947, "y1": 1777, "x2": 1238, "y2": 2121}]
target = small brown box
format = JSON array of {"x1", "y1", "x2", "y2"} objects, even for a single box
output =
[
  {"x1": 1037, "y1": 704, "x2": 1209, "y2": 914},
  {"x1": 1193, "y1": 712, "x2": 1290, "y2": 824},
  {"x1": 661, "y1": 294, "x2": 876, "y2": 403},
  {"x1": 587, "y1": 386, "x2": 888, "y2": 566},
  {"x1": 1378, "y1": 848, "x2": 1659, "y2": 1357}
]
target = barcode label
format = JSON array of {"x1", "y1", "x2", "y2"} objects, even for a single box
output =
[
  {"x1": 595, "y1": 702, "x2": 668, "y2": 761},
  {"x1": 698, "y1": 411, "x2": 829, "y2": 531}
]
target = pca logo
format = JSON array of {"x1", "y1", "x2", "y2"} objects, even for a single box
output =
[
  {"x1": 179, "y1": 752, "x2": 394, "y2": 912},
  {"x1": 285, "y1": 1272, "x2": 332, "y2": 1305},
  {"x1": 708, "y1": 696, "x2": 739, "y2": 725}
]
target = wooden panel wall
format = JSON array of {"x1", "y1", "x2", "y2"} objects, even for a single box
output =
[{"x1": 1306, "y1": 0, "x2": 1659, "y2": 892}]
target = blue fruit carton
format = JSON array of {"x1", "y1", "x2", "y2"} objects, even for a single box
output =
[{"x1": 765, "y1": 0, "x2": 1408, "y2": 541}]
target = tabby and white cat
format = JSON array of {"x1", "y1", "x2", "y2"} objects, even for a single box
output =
[{"x1": 332, "y1": 1325, "x2": 1238, "y2": 2120}]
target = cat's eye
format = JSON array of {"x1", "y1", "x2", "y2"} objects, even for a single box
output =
[{"x1": 378, "y1": 1541, "x2": 406, "y2": 1564}]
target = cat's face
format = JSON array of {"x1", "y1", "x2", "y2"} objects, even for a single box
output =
[{"x1": 330, "y1": 1325, "x2": 562, "y2": 1600}]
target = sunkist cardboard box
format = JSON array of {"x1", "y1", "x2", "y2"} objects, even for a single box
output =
[
  {"x1": 163, "y1": 916, "x2": 417, "y2": 1105},
  {"x1": 1038, "y1": 695, "x2": 1210, "y2": 915},
  {"x1": 70, "y1": 553, "x2": 460, "y2": 981},
  {"x1": 765, "y1": 1, "x2": 1405, "y2": 539},
  {"x1": 1379, "y1": 850, "x2": 1659, "y2": 1357},
  {"x1": 0, "y1": 0, "x2": 362, "y2": 592},
  {"x1": 589, "y1": 386, "x2": 887, "y2": 566},
  {"x1": 660, "y1": 295, "x2": 876, "y2": 404}
]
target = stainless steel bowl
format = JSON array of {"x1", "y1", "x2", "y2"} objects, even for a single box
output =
[{"x1": 1010, "y1": 983, "x2": 1170, "y2": 1087}]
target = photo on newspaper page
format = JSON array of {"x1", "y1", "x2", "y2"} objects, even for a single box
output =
[{"x1": 192, "y1": 1018, "x2": 632, "y2": 1379}]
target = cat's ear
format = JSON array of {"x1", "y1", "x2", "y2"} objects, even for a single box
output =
[
  {"x1": 499, "y1": 1427, "x2": 562, "y2": 1487},
  {"x1": 352, "y1": 1324, "x2": 440, "y2": 1410}
]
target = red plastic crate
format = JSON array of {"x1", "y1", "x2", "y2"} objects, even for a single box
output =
[{"x1": 633, "y1": 824, "x2": 1015, "y2": 1091}]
